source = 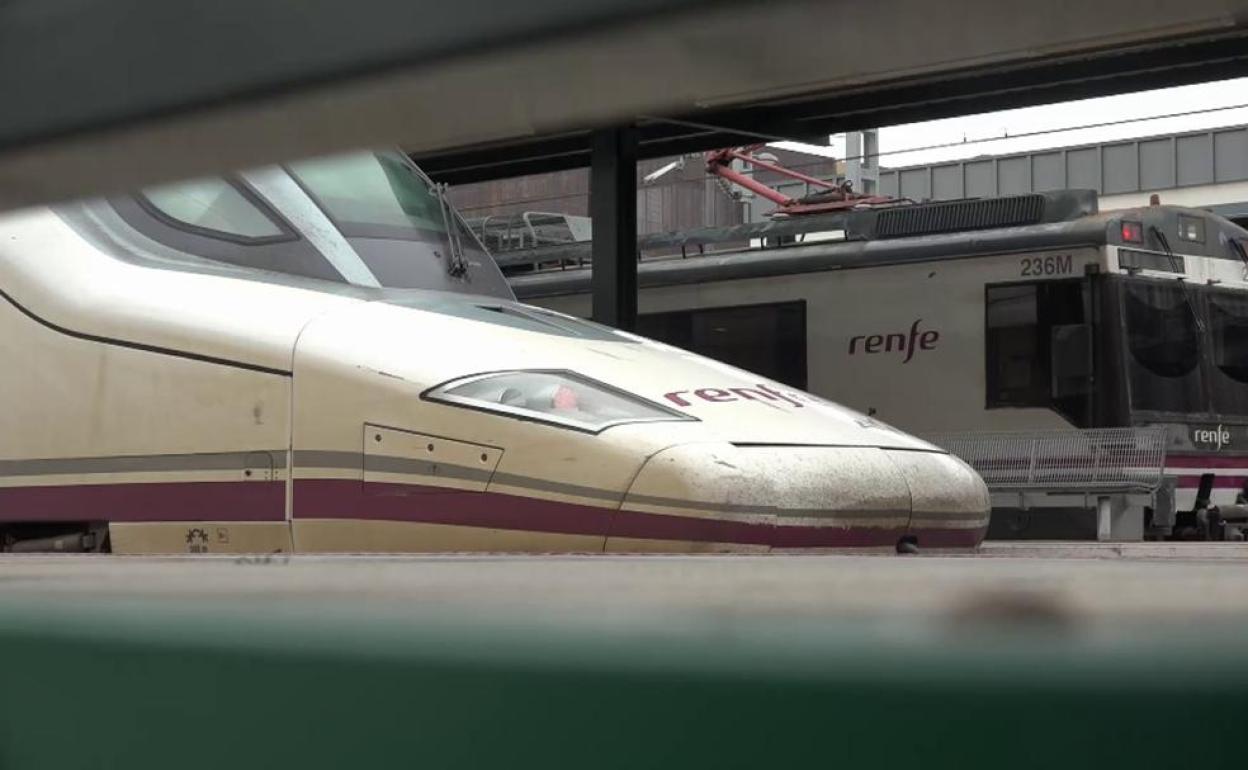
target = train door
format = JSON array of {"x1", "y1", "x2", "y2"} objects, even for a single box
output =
[{"x1": 985, "y1": 277, "x2": 1099, "y2": 428}]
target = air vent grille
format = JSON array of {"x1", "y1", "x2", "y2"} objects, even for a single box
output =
[{"x1": 874, "y1": 194, "x2": 1047, "y2": 239}]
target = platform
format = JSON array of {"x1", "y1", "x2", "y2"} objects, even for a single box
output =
[
  {"x1": 5, "y1": 543, "x2": 1248, "y2": 616},
  {"x1": 2, "y1": 545, "x2": 1246, "y2": 769}
]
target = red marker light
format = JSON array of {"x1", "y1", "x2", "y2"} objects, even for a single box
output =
[
  {"x1": 552, "y1": 385, "x2": 579, "y2": 410},
  {"x1": 1121, "y1": 221, "x2": 1143, "y2": 243}
]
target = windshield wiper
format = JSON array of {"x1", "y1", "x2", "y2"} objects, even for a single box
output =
[
  {"x1": 1230, "y1": 237, "x2": 1248, "y2": 274},
  {"x1": 1151, "y1": 224, "x2": 1205, "y2": 335},
  {"x1": 433, "y1": 182, "x2": 469, "y2": 279}
]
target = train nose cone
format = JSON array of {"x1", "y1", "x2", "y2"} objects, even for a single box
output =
[
  {"x1": 886, "y1": 450, "x2": 991, "y2": 548},
  {"x1": 608, "y1": 444, "x2": 989, "y2": 552}
]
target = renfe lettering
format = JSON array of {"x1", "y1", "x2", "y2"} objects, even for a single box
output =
[
  {"x1": 694, "y1": 388, "x2": 734, "y2": 402},
  {"x1": 849, "y1": 319, "x2": 939, "y2": 363},
  {"x1": 664, "y1": 390, "x2": 692, "y2": 407},
  {"x1": 664, "y1": 384, "x2": 808, "y2": 408},
  {"x1": 1193, "y1": 425, "x2": 1231, "y2": 451}
]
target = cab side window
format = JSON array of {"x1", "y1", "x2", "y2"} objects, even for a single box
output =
[
  {"x1": 114, "y1": 176, "x2": 349, "y2": 285},
  {"x1": 986, "y1": 280, "x2": 1092, "y2": 426},
  {"x1": 142, "y1": 178, "x2": 287, "y2": 243}
]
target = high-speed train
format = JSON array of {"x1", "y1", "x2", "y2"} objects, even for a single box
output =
[
  {"x1": 507, "y1": 190, "x2": 1248, "y2": 538},
  {"x1": 0, "y1": 150, "x2": 988, "y2": 554}
]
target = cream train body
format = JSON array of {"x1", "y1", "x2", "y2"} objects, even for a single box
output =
[{"x1": 0, "y1": 151, "x2": 988, "y2": 553}]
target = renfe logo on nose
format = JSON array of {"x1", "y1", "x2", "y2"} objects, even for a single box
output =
[
  {"x1": 664, "y1": 384, "x2": 810, "y2": 408},
  {"x1": 848, "y1": 319, "x2": 939, "y2": 364}
]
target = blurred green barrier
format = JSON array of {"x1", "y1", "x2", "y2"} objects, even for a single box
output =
[{"x1": 0, "y1": 595, "x2": 1244, "y2": 769}]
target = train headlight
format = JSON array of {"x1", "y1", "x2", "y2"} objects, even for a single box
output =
[{"x1": 422, "y1": 370, "x2": 696, "y2": 433}]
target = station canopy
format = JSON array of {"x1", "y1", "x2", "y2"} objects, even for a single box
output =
[{"x1": 3, "y1": 0, "x2": 1248, "y2": 206}]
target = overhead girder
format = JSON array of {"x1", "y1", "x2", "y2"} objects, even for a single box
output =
[
  {"x1": 2, "y1": 0, "x2": 1248, "y2": 205},
  {"x1": 418, "y1": 31, "x2": 1248, "y2": 184}
]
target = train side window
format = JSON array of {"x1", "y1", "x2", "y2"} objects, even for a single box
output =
[
  {"x1": 986, "y1": 281, "x2": 1092, "y2": 425},
  {"x1": 986, "y1": 285, "x2": 1042, "y2": 406},
  {"x1": 114, "y1": 182, "x2": 349, "y2": 284},
  {"x1": 636, "y1": 301, "x2": 807, "y2": 389},
  {"x1": 142, "y1": 178, "x2": 287, "y2": 242}
]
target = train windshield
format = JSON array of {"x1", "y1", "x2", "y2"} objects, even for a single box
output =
[
  {"x1": 97, "y1": 150, "x2": 514, "y2": 299},
  {"x1": 1119, "y1": 279, "x2": 1248, "y2": 420},
  {"x1": 287, "y1": 152, "x2": 449, "y2": 241},
  {"x1": 1123, "y1": 282, "x2": 1205, "y2": 414},
  {"x1": 1208, "y1": 291, "x2": 1248, "y2": 415},
  {"x1": 983, "y1": 274, "x2": 1248, "y2": 425}
]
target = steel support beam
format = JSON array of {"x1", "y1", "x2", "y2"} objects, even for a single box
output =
[
  {"x1": 590, "y1": 126, "x2": 638, "y2": 331},
  {"x1": 4, "y1": 1, "x2": 1248, "y2": 204},
  {"x1": 419, "y1": 31, "x2": 1248, "y2": 186}
]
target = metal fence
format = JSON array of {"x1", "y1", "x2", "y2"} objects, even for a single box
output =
[{"x1": 926, "y1": 427, "x2": 1169, "y2": 493}]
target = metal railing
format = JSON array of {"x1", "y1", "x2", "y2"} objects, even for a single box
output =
[
  {"x1": 926, "y1": 427, "x2": 1169, "y2": 493},
  {"x1": 467, "y1": 211, "x2": 592, "y2": 254}
]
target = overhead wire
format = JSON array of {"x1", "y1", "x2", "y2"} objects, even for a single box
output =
[
  {"x1": 458, "y1": 102, "x2": 1248, "y2": 212},
  {"x1": 647, "y1": 101, "x2": 1248, "y2": 165},
  {"x1": 843, "y1": 101, "x2": 1248, "y2": 164}
]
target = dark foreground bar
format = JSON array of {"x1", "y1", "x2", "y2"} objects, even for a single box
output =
[{"x1": 0, "y1": 552, "x2": 1246, "y2": 768}]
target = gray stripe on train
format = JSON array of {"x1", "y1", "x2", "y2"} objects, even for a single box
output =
[
  {"x1": 297, "y1": 451, "x2": 985, "y2": 520},
  {"x1": 0, "y1": 451, "x2": 289, "y2": 476}
]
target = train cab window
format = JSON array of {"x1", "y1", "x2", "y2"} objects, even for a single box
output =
[
  {"x1": 288, "y1": 151, "x2": 447, "y2": 238},
  {"x1": 636, "y1": 301, "x2": 807, "y2": 389},
  {"x1": 142, "y1": 178, "x2": 287, "y2": 242},
  {"x1": 986, "y1": 285, "x2": 1041, "y2": 404},
  {"x1": 117, "y1": 177, "x2": 347, "y2": 284},
  {"x1": 1178, "y1": 214, "x2": 1206, "y2": 244},
  {"x1": 105, "y1": 150, "x2": 515, "y2": 299},
  {"x1": 286, "y1": 150, "x2": 511, "y2": 295},
  {"x1": 1208, "y1": 291, "x2": 1248, "y2": 415},
  {"x1": 986, "y1": 280, "x2": 1092, "y2": 426},
  {"x1": 1123, "y1": 281, "x2": 1205, "y2": 414}
]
